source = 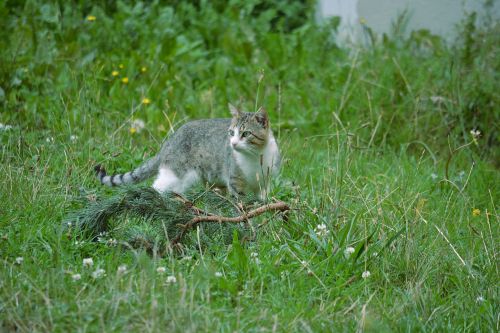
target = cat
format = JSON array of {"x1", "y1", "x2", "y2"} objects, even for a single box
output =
[{"x1": 94, "y1": 104, "x2": 280, "y2": 199}]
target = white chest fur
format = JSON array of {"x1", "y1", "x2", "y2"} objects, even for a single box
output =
[{"x1": 233, "y1": 135, "x2": 280, "y2": 192}]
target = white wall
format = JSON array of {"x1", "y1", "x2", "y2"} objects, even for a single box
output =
[{"x1": 317, "y1": 0, "x2": 500, "y2": 43}]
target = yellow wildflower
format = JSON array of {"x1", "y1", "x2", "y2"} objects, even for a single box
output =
[
  {"x1": 359, "y1": 17, "x2": 367, "y2": 25},
  {"x1": 129, "y1": 127, "x2": 137, "y2": 134},
  {"x1": 86, "y1": 15, "x2": 96, "y2": 22},
  {"x1": 119, "y1": 64, "x2": 124, "y2": 69},
  {"x1": 472, "y1": 208, "x2": 480, "y2": 217},
  {"x1": 121, "y1": 77, "x2": 129, "y2": 84},
  {"x1": 112, "y1": 70, "x2": 119, "y2": 77},
  {"x1": 142, "y1": 98, "x2": 151, "y2": 105},
  {"x1": 141, "y1": 66, "x2": 147, "y2": 73}
]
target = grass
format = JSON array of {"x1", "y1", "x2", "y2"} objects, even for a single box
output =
[{"x1": 0, "y1": 1, "x2": 499, "y2": 332}]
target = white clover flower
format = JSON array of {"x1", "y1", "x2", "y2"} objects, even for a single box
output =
[
  {"x1": 15, "y1": 257, "x2": 23, "y2": 265},
  {"x1": 214, "y1": 271, "x2": 223, "y2": 278},
  {"x1": 91, "y1": 268, "x2": 105, "y2": 279},
  {"x1": 130, "y1": 119, "x2": 146, "y2": 133},
  {"x1": 0, "y1": 123, "x2": 13, "y2": 131},
  {"x1": 117, "y1": 265, "x2": 128, "y2": 275},
  {"x1": 156, "y1": 266, "x2": 166, "y2": 274},
  {"x1": 250, "y1": 252, "x2": 258, "y2": 258},
  {"x1": 344, "y1": 247, "x2": 355, "y2": 258},
  {"x1": 314, "y1": 223, "x2": 330, "y2": 237},
  {"x1": 83, "y1": 258, "x2": 94, "y2": 267},
  {"x1": 107, "y1": 238, "x2": 117, "y2": 247},
  {"x1": 476, "y1": 296, "x2": 485, "y2": 303},
  {"x1": 470, "y1": 129, "x2": 481, "y2": 139},
  {"x1": 72, "y1": 273, "x2": 81, "y2": 281},
  {"x1": 362, "y1": 271, "x2": 371, "y2": 279},
  {"x1": 166, "y1": 275, "x2": 177, "y2": 284},
  {"x1": 430, "y1": 96, "x2": 447, "y2": 104},
  {"x1": 46, "y1": 137, "x2": 54, "y2": 143},
  {"x1": 70, "y1": 135, "x2": 78, "y2": 142}
]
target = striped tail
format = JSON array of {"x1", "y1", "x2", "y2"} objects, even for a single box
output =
[{"x1": 94, "y1": 156, "x2": 160, "y2": 187}]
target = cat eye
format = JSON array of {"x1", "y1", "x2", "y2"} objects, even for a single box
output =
[
  {"x1": 241, "y1": 131, "x2": 251, "y2": 138},
  {"x1": 228, "y1": 129, "x2": 235, "y2": 136}
]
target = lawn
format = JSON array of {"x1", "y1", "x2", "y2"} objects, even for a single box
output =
[{"x1": 0, "y1": 1, "x2": 498, "y2": 332}]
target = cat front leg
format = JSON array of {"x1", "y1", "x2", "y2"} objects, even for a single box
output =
[{"x1": 228, "y1": 175, "x2": 246, "y2": 198}]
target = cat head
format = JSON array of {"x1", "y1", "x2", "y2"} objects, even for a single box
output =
[{"x1": 228, "y1": 103, "x2": 269, "y2": 153}]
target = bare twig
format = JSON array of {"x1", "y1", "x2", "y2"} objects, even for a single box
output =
[
  {"x1": 171, "y1": 192, "x2": 214, "y2": 216},
  {"x1": 171, "y1": 201, "x2": 290, "y2": 246}
]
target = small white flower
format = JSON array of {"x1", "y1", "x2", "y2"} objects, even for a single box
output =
[
  {"x1": 91, "y1": 268, "x2": 105, "y2": 279},
  {"x1": 45, "y1": 137, "x2": 54, "y2": 143},
  {"x1": 314, "y1": 223, "x2": 330, "y2": 237},
  {"x1": 344, "y1": 247, "x2": 355, "y2": 258},
  {"x1": 250, "y1": 252, "x2": 258, "y2": 258},
  {"x1": 83, "y1": 258, "x2": 94, "y2": 267},
  {"x1": 476, "y1": 296, "x2": 485, "y2": 303},
  {"x1": 72, "y1": 273, "x2": 81, "y2": 281},
  {"x1": 166, "y1": 275, "x2": 177, "y2": 284},
  {"x1": 117, "y1": 265, "x2": 128, "y2": 274},
  {"x1": 70, "y1": 135, "x2": 78, "y2": 142},
  {"x1": 431, "y1": 173, "x2": 438, "y2": 180},
  {"x1": 215, "y1": 271, "x2": 223, "y2": 278},
  {"x1": 470, "y1": 129, "x2": 481, "y2": 139},
  {"x1": 0, "y1": 123, "x2": 13, "y2": 131},
  {"x1": 131, "y1": 119, "x2": 146, "y2": 133},
  {"x1": 362, "y1": 271, "x2": 371, "y2": 279},
  {"x1": 156, "y1": 266, "x2": 166, "y2": 274},
  {"x1": 15, "y1": 257, "x2": 23, "y2": 265},
  {"x1": 107, "y1": 238, "x2": 117, "y2": 247},
  {"x1": 430, "y1": 96, "x2": 447, "y2": 104}
]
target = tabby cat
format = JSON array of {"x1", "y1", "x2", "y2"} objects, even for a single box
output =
[{"x1": 95, "y1": 104, "x2": 280, "y2": 199}]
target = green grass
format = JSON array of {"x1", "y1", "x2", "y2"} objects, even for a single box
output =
[{"x1": 1, "y1": 1, "x2": 499, "y2": 332}]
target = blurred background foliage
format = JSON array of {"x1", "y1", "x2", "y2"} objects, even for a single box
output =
[{"x1": 0, "y1": 0, "x2": 498, "y2": 164}]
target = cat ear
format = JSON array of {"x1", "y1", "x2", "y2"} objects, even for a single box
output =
[
  {"x1": 254, "y1": 107, "x2": 268, "y2": 128},
  {"x1": 228, "y1": 103, "x2": 241, "y2": 117}
]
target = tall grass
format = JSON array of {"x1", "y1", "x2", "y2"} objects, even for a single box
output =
[{"x1": 1, "y1": 1, "x2": 498, "y2": 331}]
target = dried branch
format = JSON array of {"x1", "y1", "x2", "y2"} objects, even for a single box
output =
[{"x1": 171, "y1": 201, "x2": 290, "y2": 246}]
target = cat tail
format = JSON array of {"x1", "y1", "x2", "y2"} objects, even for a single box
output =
[{"x1": 94, "y1": 155, "x2": 160, "y2": 187}]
